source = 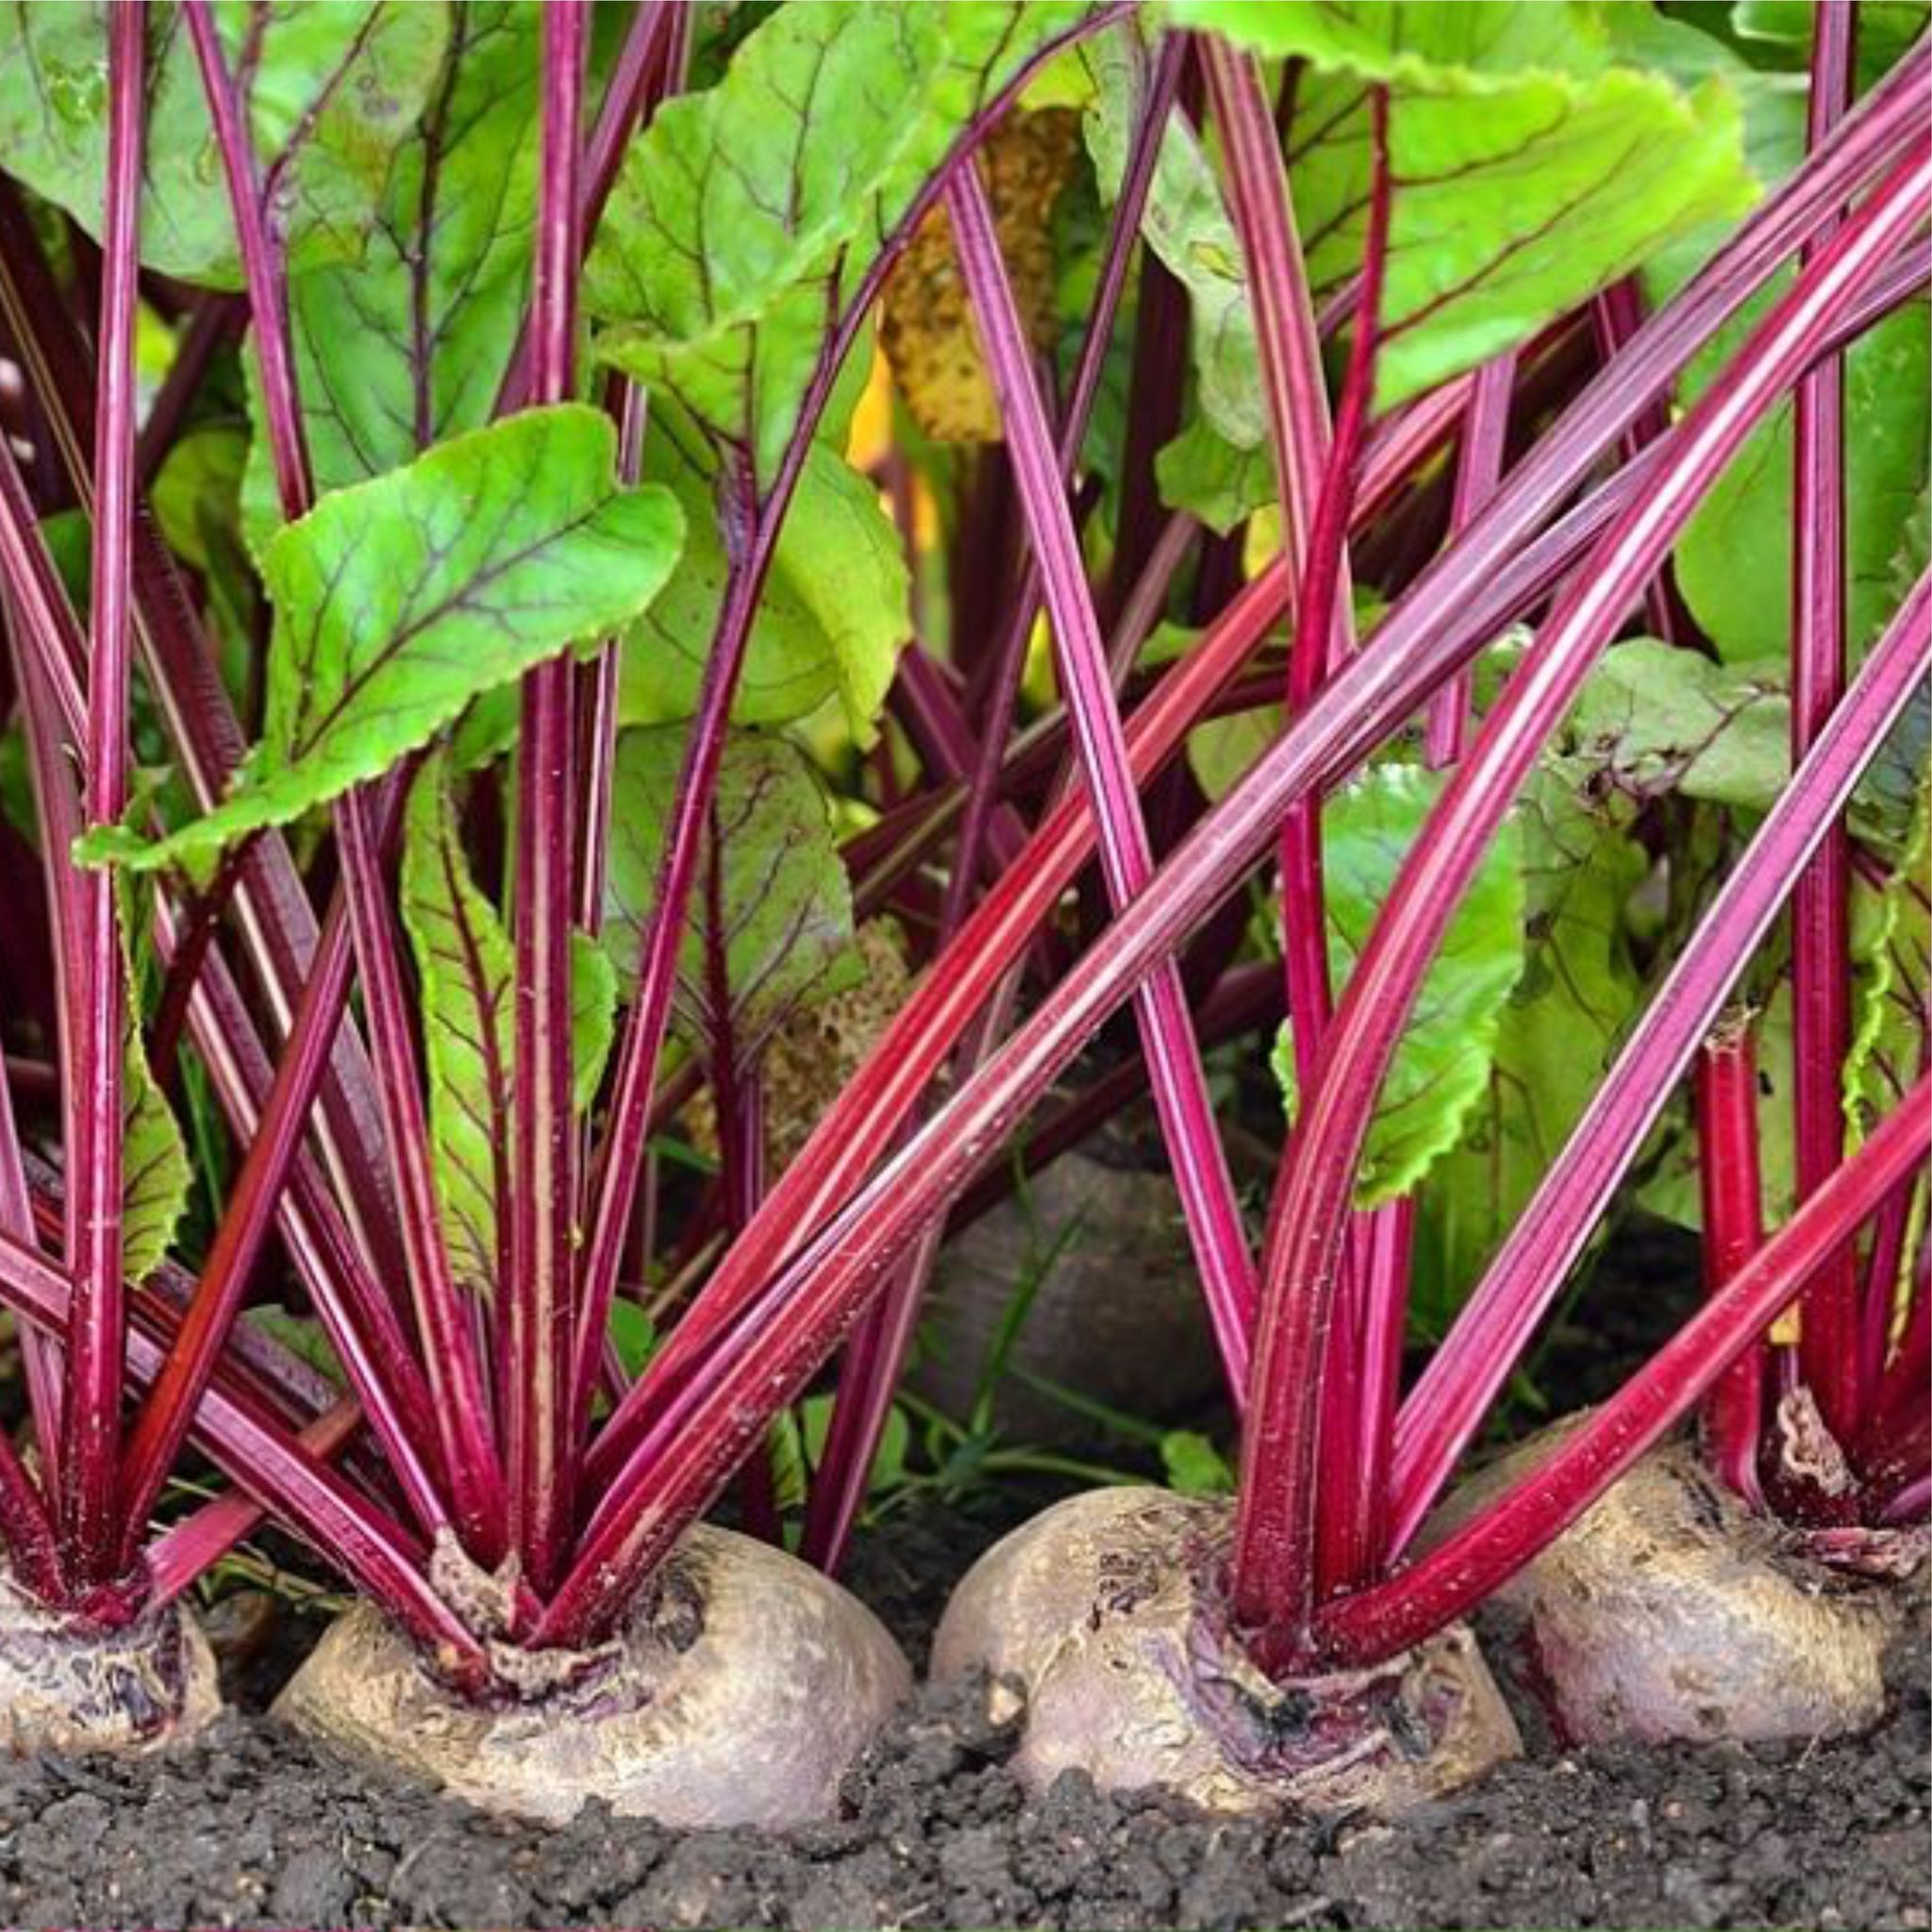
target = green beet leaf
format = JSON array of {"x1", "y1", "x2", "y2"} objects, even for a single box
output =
[
  {"x1": 602, "y1": 727, "x2": 856, "y2": 1070},
  {"x1": 81, "y1": 407, "x2": 683, "y2": 875},
  {"x1": 1413, "y1": 769, "x2": 1646, "y2": 1328},
  {"x1": 1674, "y1": 303, "x2": 1928, "y2": 666},
  {"x1": 1566, "y1": 639, "x2": 1792, "y2": 814},
  {"x1": 122, "y1": 990, "x2": 193, "y2": 1286},
  {"x1": 1846, "y1": 779, "x2": 1929, "y2": 1152},
  {"x1": 586, "y1": 1, "x2": 1096, "y2": 487},
  {"x1": 400, "y1": 753, "x2": 616, "y2": 1296},
  {"x1": 0, "y1": 2, "x2": 447, "y2": 288},
  {"x1": 1273, "y1": 762, "x2": 1526, "y2": 1208},
  {"x1": 1167, "y1": 0, "x2": 1757, "y2": 408},
  {"x1": 242, "y1": 0, "x2": 542, "y2": 542},
  {"x1": 619, "y1": 405, "x2": 909, "y2": 739}
]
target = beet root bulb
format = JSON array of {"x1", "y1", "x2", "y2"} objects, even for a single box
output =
[
  {"x1": 275, "y1": 1524, "x2": 911, "y2": 1826},
  {"x1": 932, "y1": 1487, "x2": 1520, "y2": 1818},
  {"x1": 1437, "y1": 1428, "x2": 1922, "y2": 1745},
  {"x1": 0, "y1": 1573, "x2": 220, "y2": 1755}
]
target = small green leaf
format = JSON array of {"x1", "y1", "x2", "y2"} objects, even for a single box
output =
[
  {"x1": 83, "y1": 407, "x2": 683, "y2": 874},
  {"x1": 400, "y1": 753, "x2": 614, "y2": 1295},
  {"x1": 399, "y1": 755, "x2": 515, "y2": 1295},
  {"x1": 1156, "y1": 418, "x2": 1276, "y2": 535},
  {"x1": 607, "y1": 1300, "x2": 658, "y2": 1382},
  {"x1": 1273, "y1": 763, "x2": 1526, "y2": 1207},
  {"x1": 570, "y1": 931, "x2": 618, "y2": 1112},
  {"x1": 0, "y1": 2, "x2": 448, "y2": 288},
  {"x1": 602, "y1": 727, "x2": 856, "y2": 1066},
  {"x1": 1566, "y1": 639, "x2": 1791, "y2": 813},
  {"x1": 1160, "y1": 1428, "x2": 1235, "y2": 1496},
  {"x1": 122, "y1": 999, "x2": 192, "y2": 1285},
  {"x1": 1847, "y1": 779, "x2": 1929, "y2": 1148},
  {"x1": 620, "y1": 406, "x2": 909, "y2": 737},
  {"x1": 588, "y1": 2, "x2": 1096, "y2": 484},
  {"x1": 1168, "y1": 0, "x2": 1757, "y2": 407}
]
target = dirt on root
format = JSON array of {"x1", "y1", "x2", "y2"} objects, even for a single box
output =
[{"x1": 0, "y1": 1502, "x2": 1924, "y2": 1932}]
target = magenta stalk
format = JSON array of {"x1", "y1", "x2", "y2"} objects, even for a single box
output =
[
  {"x1": 1320, "y1": 1075, "x2": 1931, "y2": 1666},
  {"x1": 1790, "y1": 2, "x2": 1862, "y2": 1435},
  {"x1": 1391, "y1": 567, "x2": 1931, "y2": 1551},
  {"x1": 1228, "y1": 141, "x2": 1931, "y2": 1666},
  {"x1": 1694, "y1": 1015, "x2": 1769, "y2": 1507},
  {"x1": 949, "y1": 159, "x2": 1258, "y2": 1384},
  {"x1": 59, "y1": 0, "x2": 144, "y2": 1586},
  {"x1": 507, "y1": 0, "x2": 589, "y2": 1596}
]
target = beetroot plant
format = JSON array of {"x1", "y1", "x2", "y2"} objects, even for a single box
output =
[{"x1": 0, "y1": 0, "x2": 1923, "y2": 1829}]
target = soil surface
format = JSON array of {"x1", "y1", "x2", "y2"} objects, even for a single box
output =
[
  {"x1": 0, "y1": 1502, "x2": 1924, "y2": 1932},
  {"x1": 1, "y1": 1222, "x2": 1925, "y2": 1931}
]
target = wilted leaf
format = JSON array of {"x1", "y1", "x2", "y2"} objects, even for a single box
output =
[
  {"x1": 587, "y1": 2, "x2": 1097, "y2": 485},
  {"x1": 602, "y1": 727, "x2": 856, "y2": 1070},
  {"x1": 881, "y1": 106, "x2": 1081, "y2": 442},
  {"x1": 0, "y1": 2, "x2": 447, "y2": 288},
  {"x1": 83, "y1": 407, "x2": 683, "y2": 874},
  {"x1": 1273, "y1": 762, "x2": 1527, "y2": 1206}
]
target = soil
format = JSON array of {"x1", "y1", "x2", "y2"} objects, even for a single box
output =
[{"x1": 0, "y1": 1221, "x2": 1924, "y2": 1931}]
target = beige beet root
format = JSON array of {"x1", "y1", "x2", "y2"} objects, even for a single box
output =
[
  {"x1": 1432, "y1": 1426, "x2": 1924, "y2": 1746},
  {"x1": 931, "y1": 1487, "x2": 1520, "y2": 1818},
  {"x1": 275, "y1": 1523, "x2": 911, "y2": 1827},
  {"x1": 0, "y1": 1573, "x2": 220, "y2": 1755}
]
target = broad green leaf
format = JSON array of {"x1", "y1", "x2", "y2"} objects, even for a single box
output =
[
  {"x1": 602, "y1": 727, "x2": 856, "y2": 1067},
  {"x1": 1082, "y1": 23, "x2": 1264, "y2": 450},
  {"x1": 1639, "y1": 37, "x2": 1931, "y2": 669},
  {"x1": 587, "y1": 2, "x2": 1096, "y2": 485},
  {"x1": 400, "y1": 754, "x2": 617, "y2": 1294},
  {"x1": 1273, "y1": 763, "x2": 1526, "y2": 1206},
  {"x1": 1674, "y1": 304, "x2": 1930, "y2": 665},
  {"x1": 0, "y1": 2, "x2": 447, "y2": 288},
  {"x1": 620, "y1": 405, "x2": 909, "y2": 737},
  {"x1": 83, "y1": 407, "x2": 683, "y2": 874},
  {"x1": 1847, "y1": 779, "x2": 1930, "y2": 1148},
  {"x1": 242, "y1": 1, "x2": 542, "y2": 542},
  {"x1": 1415, "y1": 770, "x2": 1645, "y2": 1326},
  {"x1": 1168, "y1": 0, "x2": 1757, "y2": 407},
  {"x1": 1566, "y1": 639, "x2": 1791, "y2": 813}
]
